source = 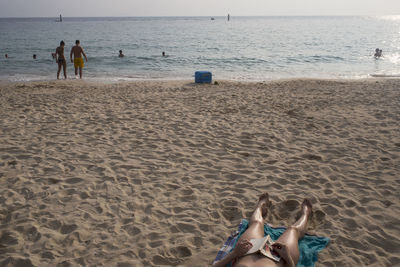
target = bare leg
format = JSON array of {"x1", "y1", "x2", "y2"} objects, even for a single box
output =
[
  {"x1": 275, "y1": 199, "x2": 312, "y2": 264},
  {"x1": 63, "y1": 62, "x2": 67, "y2": 79},
  {"x1": 75, "y1": 67, "x2": 78, "y2": 77},
  {"x1": 214, "y1": 196, "x2": 270, "y2": 267},
  {"x1": 237, "y1": 193, "x2": 270, "y2": 242},
  {"x1": 79, "y1": 67, "x2": 82, "y2": 79},
  {"x1": 57, "y1": 63, "x2": 62, "y2": 79}
]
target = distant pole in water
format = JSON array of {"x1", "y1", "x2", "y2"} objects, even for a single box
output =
[
  {"x1": 228, "y1": 14, "x2": 230, "y2": 21},
  {"x1": 60, "y1": 14, "x2": 62, "y2": 22}
]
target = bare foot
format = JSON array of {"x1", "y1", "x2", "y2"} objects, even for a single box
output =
[
  {"x1": 257, "y1": 193, "x2": 271, "y2": 218},
  {"x1": 301, "y1": 198, "x2": 313, "y2": 218}
]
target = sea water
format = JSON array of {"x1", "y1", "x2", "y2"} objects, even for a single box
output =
[{"x1": 0, "y1": 16, "x2": 399, "y2": 82}]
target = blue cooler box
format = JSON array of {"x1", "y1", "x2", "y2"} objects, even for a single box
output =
[{"x1": 195, "y1": 71, "x2": 212, "y2": 83}]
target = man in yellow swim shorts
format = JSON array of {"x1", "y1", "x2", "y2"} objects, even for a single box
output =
[{"x1": 70, "y1": 40, "x2": 88, "y2": 79}]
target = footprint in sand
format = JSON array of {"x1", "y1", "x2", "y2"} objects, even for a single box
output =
[
  {"x1": 322, "y1": 204, "x2": 338, "y2": 216},
  {"x1": 313, "y1": 210, "x2": 326, "y2": 226},
  {"x1": 301, "y1": 154, "x2": 323, "y2": 161},
  {"x1": 60, "y1": 223, "x2": 78, "y2": 234},
  {"x1": 41, "y1": 251, "x2": 55, "y2": 259},
  {"x1": 26, "y1": 226, "x2": 41, "y2": 242},
  {"x1": 275, "y1": 199, "x2": 299, "y2": 219},
  {"x1": 65, "y1": 178, "x2": 84, "y2": 184},
  {"x1": 117, "y1": 262, "x2": 136, "y2": 267},
  {"x1": 122, "y1": 225, "x2": 141, "y2": 236},
  {"x1": 282, "y1": 199, "x2": 299, "y2": 212},
  {"x1": 341, "y1": 217, "x2": 360, "y2": 230},
  {"x1": 48, "y1": 178, "x2": 61, "y2": 184},
  {"x1": 152, "y1": 255, "x2": 181, "y2": 266},
  {"x1": 175, "y1": 222, "x2": 197, "y2": 233},
  {"x1": 220, "y1": 198, "x2": 243, "y2": 221},
  {"x1": 20, "y1": 188, "x2": 34, "y2": 200},
  {"x1": 0, "y1": 231, "x2": 19, "y2": 246},
  {"x1": 7, "y1": 160, "x2": 18, "y2": 167},
  {"x1": 58, "y1": 260, "x2": 73, "y2": 267},
  {"x1": 169, "y1": 246, "x2": 192, "y2": 257},
  {"x1": 1, "y1": 257, "x2": 35, "y2": 267},
  {"x1": 344, "y1": 199, "x2": 357, "y2": 208},
  {"x1": 48, "y1": 220, "x2": 62, "y2": 230},
  {"x1": 222, "y1": 206, "x2": 241, "y2": 221}
]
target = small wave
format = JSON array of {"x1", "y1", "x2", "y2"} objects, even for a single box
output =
[
  {"x1": 286, "y1": 55, "x2": 345, "y2": 64},
  {"x1": 195, "y1": 56, "x2": 268, "y2": 66},
  {"x1": 311, "y1": 55, "x2": 345, "y2": 62},
  {"x1": 369, "y1": 73, "x2": 400, "y2": 78},
  {"x1": 136, "y1": 56, "x2": 157, "y2": 61},
  {"x1": 1, "y1": 74, "x2": 53, "y2": 82}
]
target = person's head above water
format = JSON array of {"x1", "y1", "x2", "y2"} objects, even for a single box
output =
[
  {"x1": 75, "y1": 40, "x2": 80, "y2": 45},
  {"x1": 60, "y1": 40, "x2": 65, "y2": 46}
]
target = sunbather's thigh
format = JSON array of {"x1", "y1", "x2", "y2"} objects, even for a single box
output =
[
  {"x1": 238, "y1": 222, "x2": 264, "y2": 243},
  {"x1": 275, "y1": 227, "x2": 300, "y2": 264}
]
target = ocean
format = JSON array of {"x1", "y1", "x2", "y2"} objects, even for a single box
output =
[{"x1": 0, "y1": 16, "x2": 399, "y2": 82}]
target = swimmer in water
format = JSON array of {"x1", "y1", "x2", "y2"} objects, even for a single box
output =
[{"x1": 374, "y1": 48, "x2": 382, "y2": 58}]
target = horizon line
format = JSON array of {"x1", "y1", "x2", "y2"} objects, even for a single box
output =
[{"x1": 0, "y1": 14, "x2": 398, "y2": 19}]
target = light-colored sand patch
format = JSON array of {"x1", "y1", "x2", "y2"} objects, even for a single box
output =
[{"x1": 0, "y1": 79, "x2": 399, "y2": 266}]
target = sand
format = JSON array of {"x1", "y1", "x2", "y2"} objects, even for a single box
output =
[{"x1": 0, "y1": 78, "x2": 399, "y2": 267}]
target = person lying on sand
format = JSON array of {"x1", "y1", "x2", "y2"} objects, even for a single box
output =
[{"x1": 212, "y1": 193, "x2": 312, "y2": 267}]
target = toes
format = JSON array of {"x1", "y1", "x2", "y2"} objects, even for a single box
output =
[
  {"x1": 302, "y1": 198, "x2": 312, "y2": 209},
  {"x1": 259, "y1": 192, "x2": 269, "y2": 201}
]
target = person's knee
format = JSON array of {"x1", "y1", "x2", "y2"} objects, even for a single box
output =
[
  {"x1": 286, "y1": 226, "x2": 300, "y2": 236},
  {"x1": 250, "y1": 218, "x2": 264, "y2": 225}
]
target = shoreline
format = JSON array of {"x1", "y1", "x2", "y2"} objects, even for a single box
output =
[
  {"x1": 1, "y1": 75, "x2": 399, "y2": 86},
  {"x1": 1, "y1": 78, "x2": 399, "y2": 266}
]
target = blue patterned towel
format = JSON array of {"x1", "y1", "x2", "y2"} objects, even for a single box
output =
[{"x1": 213, "y1": 219, "x2": 329, "y2": 267}]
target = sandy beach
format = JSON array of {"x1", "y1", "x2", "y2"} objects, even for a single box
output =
[{"x1": 0, "y1": 78, "x2": 399, "y2": 267}]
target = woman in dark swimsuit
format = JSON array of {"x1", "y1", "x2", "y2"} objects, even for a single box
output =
[{"x1": 55, "y1": 40, "x2": 67, "y2": 79}]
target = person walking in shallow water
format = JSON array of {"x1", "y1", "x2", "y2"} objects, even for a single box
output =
[
  {"x1": 212, "y1": 193, "x2": 313, "y2": 267},
  {"x1": 55, "y1": 40, "x2": 67, "y2": 79},
  {"x1": 70, "y1": 40, "x2": 87, "y2": 79}
]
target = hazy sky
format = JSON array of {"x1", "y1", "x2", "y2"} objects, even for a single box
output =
[{"x1": 1, "y1": 0, "x2": 400, "y2": 17}]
